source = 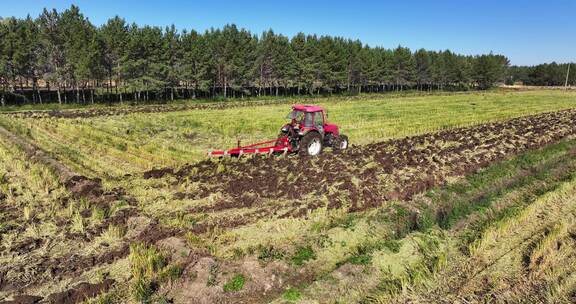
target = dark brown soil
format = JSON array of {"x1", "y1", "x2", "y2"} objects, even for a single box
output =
[
  {"x1": 43, "y1": 279, "x2": 115, "y2": 304},
  {"x1": 143, "y1": 168, "x2": 174, "y2": 179},
  {"x1": 0, "y1": 279, "x2": 114, "y2": 304},
  {"x1": 9, "y1": 238, "x2": 44, "y2": 255},
  {"x1": 0, "y1": 295, "x2": 42, "y2": 304}
]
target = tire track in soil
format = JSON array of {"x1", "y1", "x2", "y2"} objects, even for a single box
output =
[
  {"x1": 0, "y1": 126, "x2": 179, "y2": 303},
  {"x1": 145, "y1": 109, "x2": 576, "y2": 232}
]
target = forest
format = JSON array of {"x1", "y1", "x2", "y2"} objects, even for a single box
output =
[
  {"x1": 507, "y1": 63, "x2": 574, "y2": 86},
  {"x1": 0, "y1": 5, "x2": 570, "y2": 106}
]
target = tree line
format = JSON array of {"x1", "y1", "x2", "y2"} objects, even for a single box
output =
[
  {"x1": 506, "y1": 63, "x2": 574, "y2": 86},
  {"x1": 0, "y1": 5, "x2": 512, "y2": 106}
]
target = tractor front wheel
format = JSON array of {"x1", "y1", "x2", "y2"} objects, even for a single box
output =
[{"x1": 299, "y1": 132, "x2": 323, "y2": 157}]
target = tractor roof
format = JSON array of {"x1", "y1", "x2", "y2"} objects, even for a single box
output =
[{"x1": 292, "y1": 104, "x2": 324, "y2": 112}]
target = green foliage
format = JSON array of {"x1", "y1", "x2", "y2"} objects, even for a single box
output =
[
  {"x1": 381, "y1": 240, "x2": 401, "y2": 253},
  {"x1": 346, "y1": 253, "x2": 372, "y2": 265},
  {"x1": 291, "y1": 245, "x2": 316, "y2": 266},
  {"x1": 339, "y1": 239, "x2": 401, "y2": 267},
  {"x1": 415, "y1": 206, "x2": 435, "y2": 232},
  {"x1": 129, "y1": 243, "x2": 167, "y2": 302},
  {"x1": 257, "y1": 245, "x2": 285, "y2": 262},
  {"x1": 223, "y1": 274, "x2": 245, "y2": 292},
  {"x1": 328, "y1": 214, "x2": 357, "y2": 229},
  {"x1": 158, "y1": 264, "x2": 184, "y2": 283},
  {"x1": 132, "y1": 278, "x2": 155, "y2": 303},
  {"x1": 129, "y1": 243, "x2": 167, "y2": 279},
  {"x1": 472, "y1": 53, "x2": 509, "y2": 89},
  {"x1": 114, "y1": 142, "x2": 127, "y2": 151},
  {"x1": 507, "y1": 62, "x2": 575, "y2": 86},
  {"x1": 282, "y1": 288, "x2": 302, "y2": 301},
  {"x1": 375, "y1": 204, "x2": 417, "y2": 239}
]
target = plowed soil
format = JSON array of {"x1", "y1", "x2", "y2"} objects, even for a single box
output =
[{"x1": 146, "y1": 109, "x2": 576, "y2": 231}]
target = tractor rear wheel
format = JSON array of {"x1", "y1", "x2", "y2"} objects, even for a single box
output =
[
  {"x1": 299, "y1": 132, "x2": 323, "y2": 157},
  {"x1": 333, "y1": 134, "x2": 349, "y2": 152}
]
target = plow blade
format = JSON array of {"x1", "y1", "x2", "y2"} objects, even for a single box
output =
[{"x1": 208, "y1": 137, "x2": 292, "y2": 157}]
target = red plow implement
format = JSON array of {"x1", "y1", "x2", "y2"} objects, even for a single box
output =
[{"x1": 208, "y1": 137, "x2": 292, "y2": 157}]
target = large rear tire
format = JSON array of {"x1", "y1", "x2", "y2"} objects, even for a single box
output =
[
  {"x1": 333, "y1": 134, "x2": 349, "y2": 152},
  {"x1": 299, "y1": 132, "x2": 323, "y2": 157}
]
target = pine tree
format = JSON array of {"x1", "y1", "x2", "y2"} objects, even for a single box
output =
[
  {"x1": 290, "y1": 33, "x2": 316, "y2": 95},
  {"x1": 472, "y1": 54, "x2": 509, "y2": 89},
  {"x1": 392, "y1": 46, "x2": 415, "y2": 90},
  {"x1": 414, "y1": 49, "x2": 431, "y2": 90},
  {"x1": 100, "y1": 16, "x2": 128, "y2": 101},
  {"x1": 345, "y1": 40, "x2": 363, "y2": 93},
  {"x1": 181, "y1": 30, "x2": 211, "y2": 98},
  {"x1": 0, "y1": 18, "x2": 8, "y2": 106},
  {"x1": 37, "y1": 8, "x2": 67, "y2": 103},
  {"x1": 163, "y1": 24, "x2": 182, "y2": 101},
  {"x1": 58, "y1": 5, "x2": 103, "y2": 103}
]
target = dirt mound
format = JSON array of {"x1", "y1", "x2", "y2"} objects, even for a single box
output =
[
  {"x1": 43, "y1": 279, "x2": 114, "y2": 304},
  {"x1": 9, "y1": 238, "x2": 44, "y2": 254},
  {"x1": 143, "y1": 168, "x2": 174, "y2": 179},
  {"x1": 0, "y1": 295, "x2": 43, "y2": 304},
  {"x1": 0, "y1": 279, "x2": 115, "y2": 304},
  {"x1": 64, "y1": 176, "x2": 104, "y2": 199},
  {"x1": 156, "y1": 237, "x2": 191, "y2": 265}
]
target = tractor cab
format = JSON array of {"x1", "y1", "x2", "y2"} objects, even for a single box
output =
[
  {"x1": 281, "y1": 105, "x2": 347, "y2": 156},
  {"x1": 286, "y1": 105, "x2": 339, "y2": 136}
]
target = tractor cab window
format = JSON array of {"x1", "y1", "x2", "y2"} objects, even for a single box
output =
[
  {"x1": 304, "y1": 112, "x2": 314, "y2": 127},
  {"x1": 313, "y1": 111, "x2": 324, "y2": 127},
  {"x1": 288, "y1": 110, "x2": 304, "y2": 122}
]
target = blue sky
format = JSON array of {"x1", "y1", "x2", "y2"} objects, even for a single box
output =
[{"x1": 1, "y1": 0, "x2": 574, "y2": 65}]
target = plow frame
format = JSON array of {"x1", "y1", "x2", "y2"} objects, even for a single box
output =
[{"x1": 208, "y1": 136, "x2": 292, "y2": 157}]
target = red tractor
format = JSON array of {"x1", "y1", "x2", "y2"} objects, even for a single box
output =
[{"x1": 208, "y1": 104, "x2": 349, "y2": 157}]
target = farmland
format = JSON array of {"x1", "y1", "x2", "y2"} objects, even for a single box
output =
[
  {"x1": 1, "y1": 89, "x2": 576, "y2": 303},
  {"x1": 1, "y1": 90, "x2": 575, "y2": 177}
]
